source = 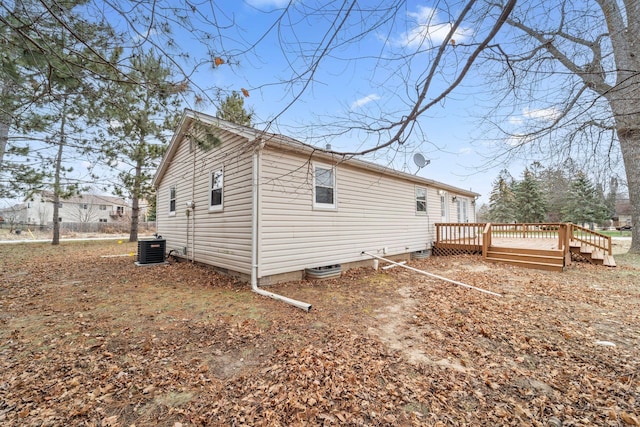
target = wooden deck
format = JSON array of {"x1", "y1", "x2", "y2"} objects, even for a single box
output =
[{"x1": 433, "y1": 223, "x2": 615, "y2": 271}]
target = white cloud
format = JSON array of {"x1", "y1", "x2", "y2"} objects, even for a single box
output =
[
  {"x1": 398, "y1": 6, "x2": 472, "y2": 49},
  {"x1": 245, "y1": 0, "x2": 290, "y2": 7},
  {"x1": 350, "y1": 94, "x2": 380, "y2": 110},
  {"x1": 522, "y1": 107, "x2": 561, "y2": 121},
  {"x1": 458, "y1": 147, "x2": 472, "y2": 155},
  {"x1": 508, "y1": 107, "x2": 561, "y2": 125}
]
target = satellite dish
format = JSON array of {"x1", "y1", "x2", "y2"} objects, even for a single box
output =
[{"x1": 413, "y1": 153, "x2": 430, "y2": 173}]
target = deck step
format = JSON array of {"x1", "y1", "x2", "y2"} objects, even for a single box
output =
[
  {"x1": 580, "y1": 244, "x2": 593, "y2": 254},
  {"x1": 603, "y1": 254, "x2": 616, "y2": 267},
  {"x1": 485, "y1": 245, "x2": 565, "y2": 272},
  {"x1": 569, "y1": 241, "x2": 615, "y2": 267},
  {"x1": 485, "y1": 256, "x2": 564, "y2": 272}
]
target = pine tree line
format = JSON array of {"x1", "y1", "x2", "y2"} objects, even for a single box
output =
[
  {"x1": 483, "y1": 163, "x2": 616, "y2": 228},
  {"x1": 1, "y1": 1, "x2": 251, "y2": 243}
]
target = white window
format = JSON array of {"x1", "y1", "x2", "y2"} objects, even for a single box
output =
[
  {"x1": 99, "y1": 218, "x2": 107, "y2": 223},
  {"x1": 416, "y1": 187, "x2": 427, "y2": 213},
  {"x1": 99, "y1": 205, "x2": 107, "y2": 211},
  {"x1": 313, "y1": 164, "x2": 336, "y2": 209},
  {"x1": 169, "y1": 186, "x2": 176, "y2": 215},
  {"x1": 82, "y1": 204, "x2": 88, "y2": 210},
  {"x1": 209, "y1": 169, "x2": 223, "y2": 211}
]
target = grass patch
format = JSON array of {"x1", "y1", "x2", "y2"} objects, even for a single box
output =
[
  {"x1": 599, "y1": 229, "x2": 632, "y2": 237},
  {"x1": 613, "y1": 252, "x2": 640, "y2": 269}
]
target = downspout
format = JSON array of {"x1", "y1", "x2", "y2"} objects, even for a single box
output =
[
  {"x1": 191, "y1": 141, "x2": 196, "y2": 262},
  {"x1": 251, "y1": 143, "x2": 312, "y2": 312}
]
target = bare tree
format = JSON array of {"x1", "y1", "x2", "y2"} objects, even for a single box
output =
[
  {"x1": 67, "y1": 202, "x2": 99, "y2": 232},
  {"x1": 36, "y1": 1, "x2": 640, "y2": 252},
  {"x1": 474, "y1": 1, "x2": 640, "y2": 252}
]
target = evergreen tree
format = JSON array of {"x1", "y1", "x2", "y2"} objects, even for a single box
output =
[
  {"x1": 100, "y1": 49, "x2": 186, "y2": 242},
  {"x1": 488, "y1": 170, "x2": 516, "y2": 223},
  {"x1": 562, "y1": 172, "x2": 609, "y2": 228},
  {"x1": 513, "y1": 168, "x2": 547, "y2": 223},
  {"x1": 476, "y1": 203, "x2": 490, "y2": 223},
  {"x1": 215, "y1": 91, "x2": 253, "y2": 126},
  {"x1": 0, "y1": 0, "x2": 57, "y2": 197},
  {"x1": 536, "y1": 165, "x2": 571, "y2": 222},
  {"x1": 1, "y1": 1, "x2": 119, "y2": 244}
]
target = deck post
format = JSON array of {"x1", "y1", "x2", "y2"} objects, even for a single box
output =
[{"x1": 482, "y1": 223, "x2": 491, "y2": 260}]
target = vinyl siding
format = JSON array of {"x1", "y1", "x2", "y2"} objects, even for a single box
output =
[
  {"x1": 258, "y1": 148, "x2": 443, "y2": 277},
  {"x1": 156, "y1": 125, "x2": 254, "y2": 274}
]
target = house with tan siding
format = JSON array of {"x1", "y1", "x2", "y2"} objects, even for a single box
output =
[{"x1": 152, "y1": 110, "x2": 479, "y2": 285}]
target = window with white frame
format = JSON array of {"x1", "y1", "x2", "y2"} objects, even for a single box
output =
[
  {"x1": 169, "y1": 186, "x2": 176, "y2": 215},
  {"x1": 415, "y1": 187, "x2": 427, "y2": 213},
  {"x1": 457, "y1": 198, "x2": 469, "y2": 222},
  {"x1": 313, "y1": 164, "x2": 336, "y2": 208},
  {"x1": 209, "y1": 169, "x2": 223, "y2": 210}
]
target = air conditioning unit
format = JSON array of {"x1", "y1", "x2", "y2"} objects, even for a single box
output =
[{"x1": 137, "y1": 239, "x2": 166, "y2": 265}]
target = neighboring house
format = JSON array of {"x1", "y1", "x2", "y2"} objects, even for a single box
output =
[
  {"x1": 0, "y1": 203, "x2": 28, "y2": 228},
  {"x1": 152, "y1": 110, "x2": 479, "y2": 285},
  {"x1": 613, "y1": 199, "x2": 632, "y2": 228},
  {"x1": 17, "y1": 192, "x2": 130, "y2": 226}
]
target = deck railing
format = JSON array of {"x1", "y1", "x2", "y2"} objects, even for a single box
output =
[
  {"x1": 436, "y1": 222, "x2": 485, "y2": 247},
  {"x1": 570, "y1": 224, "x2": 612, "y2": 255},
  {"x1": 435, "y1": 222, "x2": 609, "y2": 255},
  {"x1": 435, "y1": 222, "x2": 613, "y2": 267}
]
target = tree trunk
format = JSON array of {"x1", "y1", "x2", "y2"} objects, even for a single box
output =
[
  {"x1": 52, "y1": 97, "x2": 68, "y2": 245},
  {"x1": 129, "y1": 194, "x2": 140, "y2": 243},
  {"x1": 0, "y1": 118, "x2": 8, "y2": 170},
  {"x1": 606, "y1": 44, "x2": 640, "y2": 252},
  {"x1": 597, "y1": 0, "x2": 639, "y2": 252},
  {"x1": 616, "y1": 127, "x2": 640, "y2": 253},
  {"x1": 128, "y1": 153, "x2": 143, "y2": 243},
  {"x1": 0, "y1": 81, "x2": 11, "y2": 168}
]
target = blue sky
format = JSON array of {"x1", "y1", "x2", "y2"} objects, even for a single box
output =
[
  {"x1": 2, "y1": 0, "x2": 581, "y2": 209},
  {"x1": 158, "y1": 0, "x2": 533, "y2": 204}
]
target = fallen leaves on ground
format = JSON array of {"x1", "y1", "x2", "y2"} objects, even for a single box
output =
[{"x1": 0, "y1": 241, "x2": 639, "y2": 426}]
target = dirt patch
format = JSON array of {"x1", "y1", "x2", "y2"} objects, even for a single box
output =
[{"x1": 1, "y1": 241, "x2": 639, "y2": 426}]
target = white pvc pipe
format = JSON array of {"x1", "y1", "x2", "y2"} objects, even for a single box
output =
[
  {"x1": 382, "y1": 261, "x2": 406, "y2": 270},
  {"x1": 362, "y1": 251, "x2": 502, "y2": 297},
  {"x1": 251, "y1": 148, "x2": 312, "y2": 312}
]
